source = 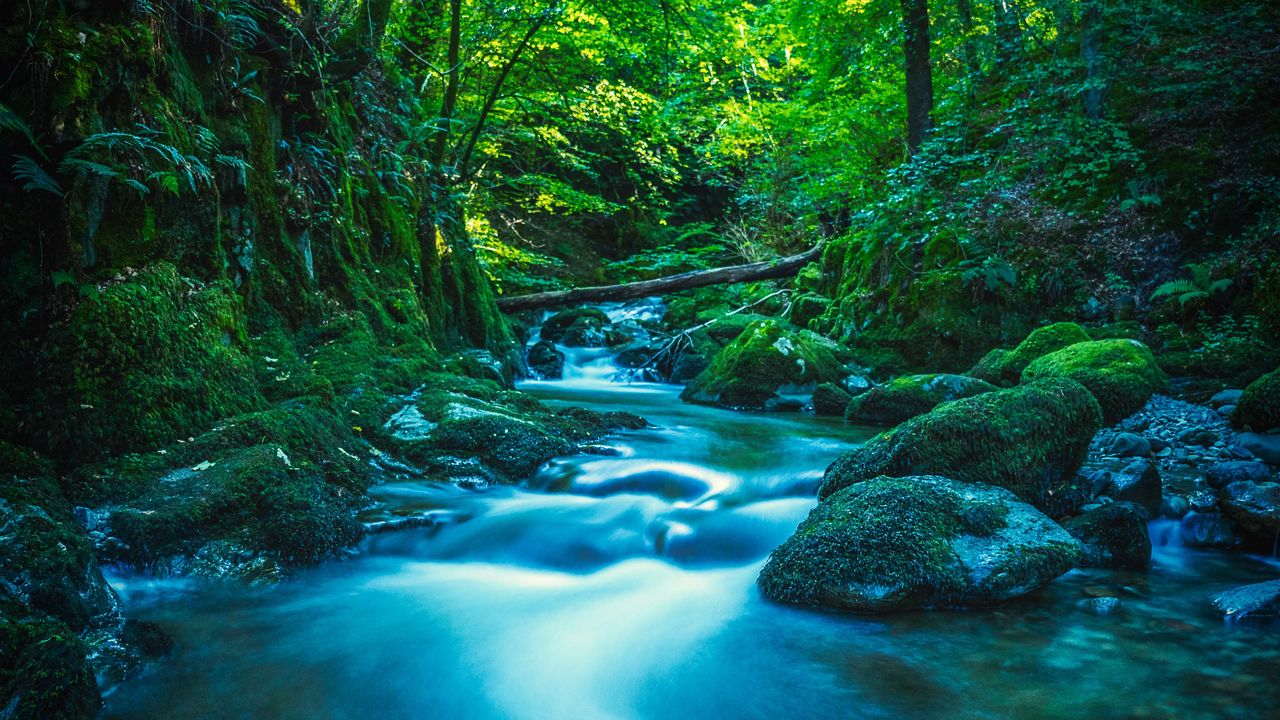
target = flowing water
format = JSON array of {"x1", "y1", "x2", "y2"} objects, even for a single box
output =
[{"x1": 102, "y1": 315, "x2": 1280, "y2": 719}]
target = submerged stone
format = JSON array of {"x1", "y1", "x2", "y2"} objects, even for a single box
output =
[
  {"x1": 822, "y1": 378, "x2": 1102, "y2": 517},
  {"x1": 811, "y1": 382, "x2": 853, "y2": 417},
  {"x1": 757, "y1": 475, "x2": 1081, "y2": 613},
  {"x1": 844, "y1": 373, "x2": 997, "y2": 426}
]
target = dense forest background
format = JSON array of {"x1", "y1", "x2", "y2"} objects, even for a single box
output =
[{"x1": 1, "y1": 1, "x2": 1278, "y2": 716}]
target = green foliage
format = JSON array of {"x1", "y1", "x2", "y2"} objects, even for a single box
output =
[{"x1": 1151, "y1": 262, "x2": 1232, "y2": 308}]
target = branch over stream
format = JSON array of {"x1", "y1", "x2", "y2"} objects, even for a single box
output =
[{"x1": 495, "y1": 244, "x2": 824, "y2": 312}]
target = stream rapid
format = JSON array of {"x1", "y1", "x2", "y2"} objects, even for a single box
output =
[{"x1": 102, "y1": 308, "x2": 1280, "y2": 719}]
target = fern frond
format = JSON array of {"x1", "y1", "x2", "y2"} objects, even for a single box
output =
[
  {"x1": 58, "y1": 157, "x2": 120, "y2": 179},
  {"x1": 121, "y1": 178, "x2": 150, "y2": 195},
  {"x1": 12, "y1": 155, "x2": 63, "y2": 195},
  {"x1": 1177, "y1": 289, "x2": 1208, "y2": 306},
  {"x1": 1151, "y1": 279, "x2": 1197, "y2": 300},
  {"x1": 0, "y1": 104, "x2": 43, "y2": 157},
  {"x1": 1208, "y1": 278, "x2": 1232, "y2": 294}
]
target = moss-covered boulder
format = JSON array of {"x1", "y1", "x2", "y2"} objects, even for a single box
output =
[
  {"x1": 757, "y1": 475, "x2": 1081, "y2": 613},
  {"x1": 0, "y1": 610, "x2": 100, "y2": 720},
  {"x1": 68, "y1": 404, "x2": 372, "y2": 578},
  {"x1": 0, "y1": 443, "x2": 118, "y2": 631},
  {"x1": 844, "y1": 374, "x2": 997, "y2": 426},
  {"x1": 383, "y1": 374, "x2": 646, "y2": 483},
  {"x1": 1021, "y1": 339, "x2": 1167, "y2": 424},
  {"x1": 526, "y1": 340, "x2": 565, "y2": 379},
  {"x1": 681, "y1": 319, "x2": 845, "y2": 410},
  {"x1": 540, "y1": 307, "x2": 610, "y2": 343},
  {"x1": 1061, "y1": 502, "x2": 1152, "y2": 569},
  {"x1": 821, "y1": 378, "x2": 1103, "y2": 517},
  {"x1": 965, "y1": 323, "x2": 1092, "y2": 386},
  {"x1": 26, "y1": 264, "x2": 264, "y2": 465},
  {"x1": 0, "y1": 443, "x2": 123, "y2": 718},
  {"x1": 812, "y1": 382, "x2": 853, "y2": 417},
  {"x1": 1234, "y1": 367, "x2": 1280, "y2": 431}
]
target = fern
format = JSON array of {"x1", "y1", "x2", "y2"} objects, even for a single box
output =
[
  {"x1": 12, "y1": 155, "x2": 63, "y2": 195},
  {"x1": 1151, "y1": 263, "x2": 1232, "y2": 307},
  {"x1": 0, "y1": 103, "x2": 43, "y2": 157}
]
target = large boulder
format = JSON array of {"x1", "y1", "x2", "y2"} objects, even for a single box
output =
[
  {"x1": 1021, "y1": 339, "x2": 1167, "y2": 424},
  {"x1": 1178, "y1": 512, "x2": 1238, "y2": 548},
  {"x1": 844, "y1": 374, "x2": 997, "y2": 426},
  {"x1": 1061, "y1": 502, "x2": 1151, "y2": 569},
  {"x1": 821, "y1": 378, "x2": 1103, "y2": 517},
  {"x1": 526, "y1": 340, "x2": 564, "y2": 379},
  {"x1": 539, "y1": 307, "x2": 610, "y2": 344},
  {"x1": 968, "y1": 322, "x2": 1092, "y2": 386},
  {"x1": 1237, "y1": 433, "x2": 1280, "y2": 465},
  {"x1": 681, "y1": 319, "x2": 845, "y2": 410},
  {"x1": 1103, "y1": 459, "x2": 1163, "y2": 518},
  {"x1": 1210, "y1": 579, "x2": 1280, "y2": 623},
  {"x1": 1233, "y1": 368, "x2": 1280, "y2": 432},
  {"x1": 757, "y1": 475, "x2": 1081, "y2": 612},
  {"x1": 1205, "y1": 461, "x2": 1271, "y2": 489},
  {"x1": 1219, "y1": 481, "x2": 1280, "y2": 546}
]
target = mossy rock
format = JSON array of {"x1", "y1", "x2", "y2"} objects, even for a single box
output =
[
  {"x1": 1061, "y1": 501, "x2": 1152, "y2": 569},
  {"x1": 67, "y1": 404, "x2": 371, "y2": 575},
  {"x1": 26, "y1": 264, "x2": 264, "y2": 465},
  {"x1": 681, "y1": 319, "x2": 845, "y2": 410},
  {"x1": 540, "y1": 307, "x2": 610, "y2": 343},
  {"x1": 0, "y1": 443, "x2": 119, "y2": 633},
  {"x1": 966, "y1": 348, "x2": 1010, "y2": 385},
  {"x1": 967, "y1": 323, "x2": 1091, "y2": 386},
  {"x1": 821, "y1": 378, "x2": 1103, "y2": 517},
  {"x1": 845, "y1": 374, "x2": 997, "y2": 426},
  {"x1": 1021, "y1": 339, "x2": 1167, "y2": 424},
  {"x1": 0, "y1": 610, "x2": 99, "y2": 720},
  {"x1": 1234, "y1": 367, "x2": 1280, "y2": 432},
  {"x1": 385, "y1": 375, "x2": 646, "y2": 482},
  {"x1": 812, "y1": 382, "x2": 853, "y2": 417},
  {"x1": 757, "y1": 475, "x2": 1081, "y2": 613},
  {"x1": 788, "y1": 292, "x2": 831, "y2": 330}
]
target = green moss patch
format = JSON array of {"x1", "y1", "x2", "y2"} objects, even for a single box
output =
[
  {"x1": 845, "y1": 374, "x2": 997, "y2": 426},
  {"x1": 1021, "y1": 339, "x2": 1167, "y2": 424},
  {"x1": 822, "y1": 378, "x2": 1103, "y2": 517},
  {"x1": 1234, "y1": 367, "x2": 1280, "y2": 431},
  {"x1": 681, "y1": 319, "x2": 846, "y2": 410}
]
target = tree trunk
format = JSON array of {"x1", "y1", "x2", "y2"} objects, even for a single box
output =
[
  {"x1": 900, "y1": 0, "x2": 933, "y2": 153},
  {"x1": 419, "y1": 0, "x2": 462, "y2": 305},
  {"x1": 995, "y1": 0, "x2": 1023, "y2": 65},
  {"x1": 956, "y1": 0, "x2": 979, "y2": 92},
  {"x1": 1081, "y1": 1, "x2": 1105, "y2": 119},
  {"x1": 495, "y1": 245, "x2": 824, "y2": 312}
]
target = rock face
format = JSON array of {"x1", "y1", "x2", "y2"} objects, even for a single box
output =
[
  {"x1": 757, "y1": 475, "x2": 1081, "y2": 612},
  {"x1": 1210, "y1": 579, "x2": 1280, "y2": 622},
  {"x1": 1103, "y1": 432, "x2": 1152, "y2": 458},
  {"x1": 681, "y1": 319, "x2": 845, "y2": 410},
  {"x1": 1021, "y1": 339, "x2": 1167, "y2": 424},
  {"x1": 968, "y1": 322, "x2": 1092, "y2": 386},
  {"x1": 811, "y1": 382, "x2": 854, "y2": 417},
  {"x1": 844, "y1": 374, "x2": 997, "y2": 426},
  {"x1": 821, "y1": 378, "x2": 1103, "y2": 517},
  {"x1": 1062, "y1": 502, "x2": 1152, "y2": 569},
  {"x1": 1233, "y1": 368, "x2": 1280, "y2": 432}
]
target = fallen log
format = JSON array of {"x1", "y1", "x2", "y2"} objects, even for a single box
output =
[{"x1": 496, "y1": 244, "x2": 823, "y2": 312}]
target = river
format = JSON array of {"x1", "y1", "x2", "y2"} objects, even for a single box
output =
[{"x1": 102, "y1": 324, "x2": 1280, "y2": 719}]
